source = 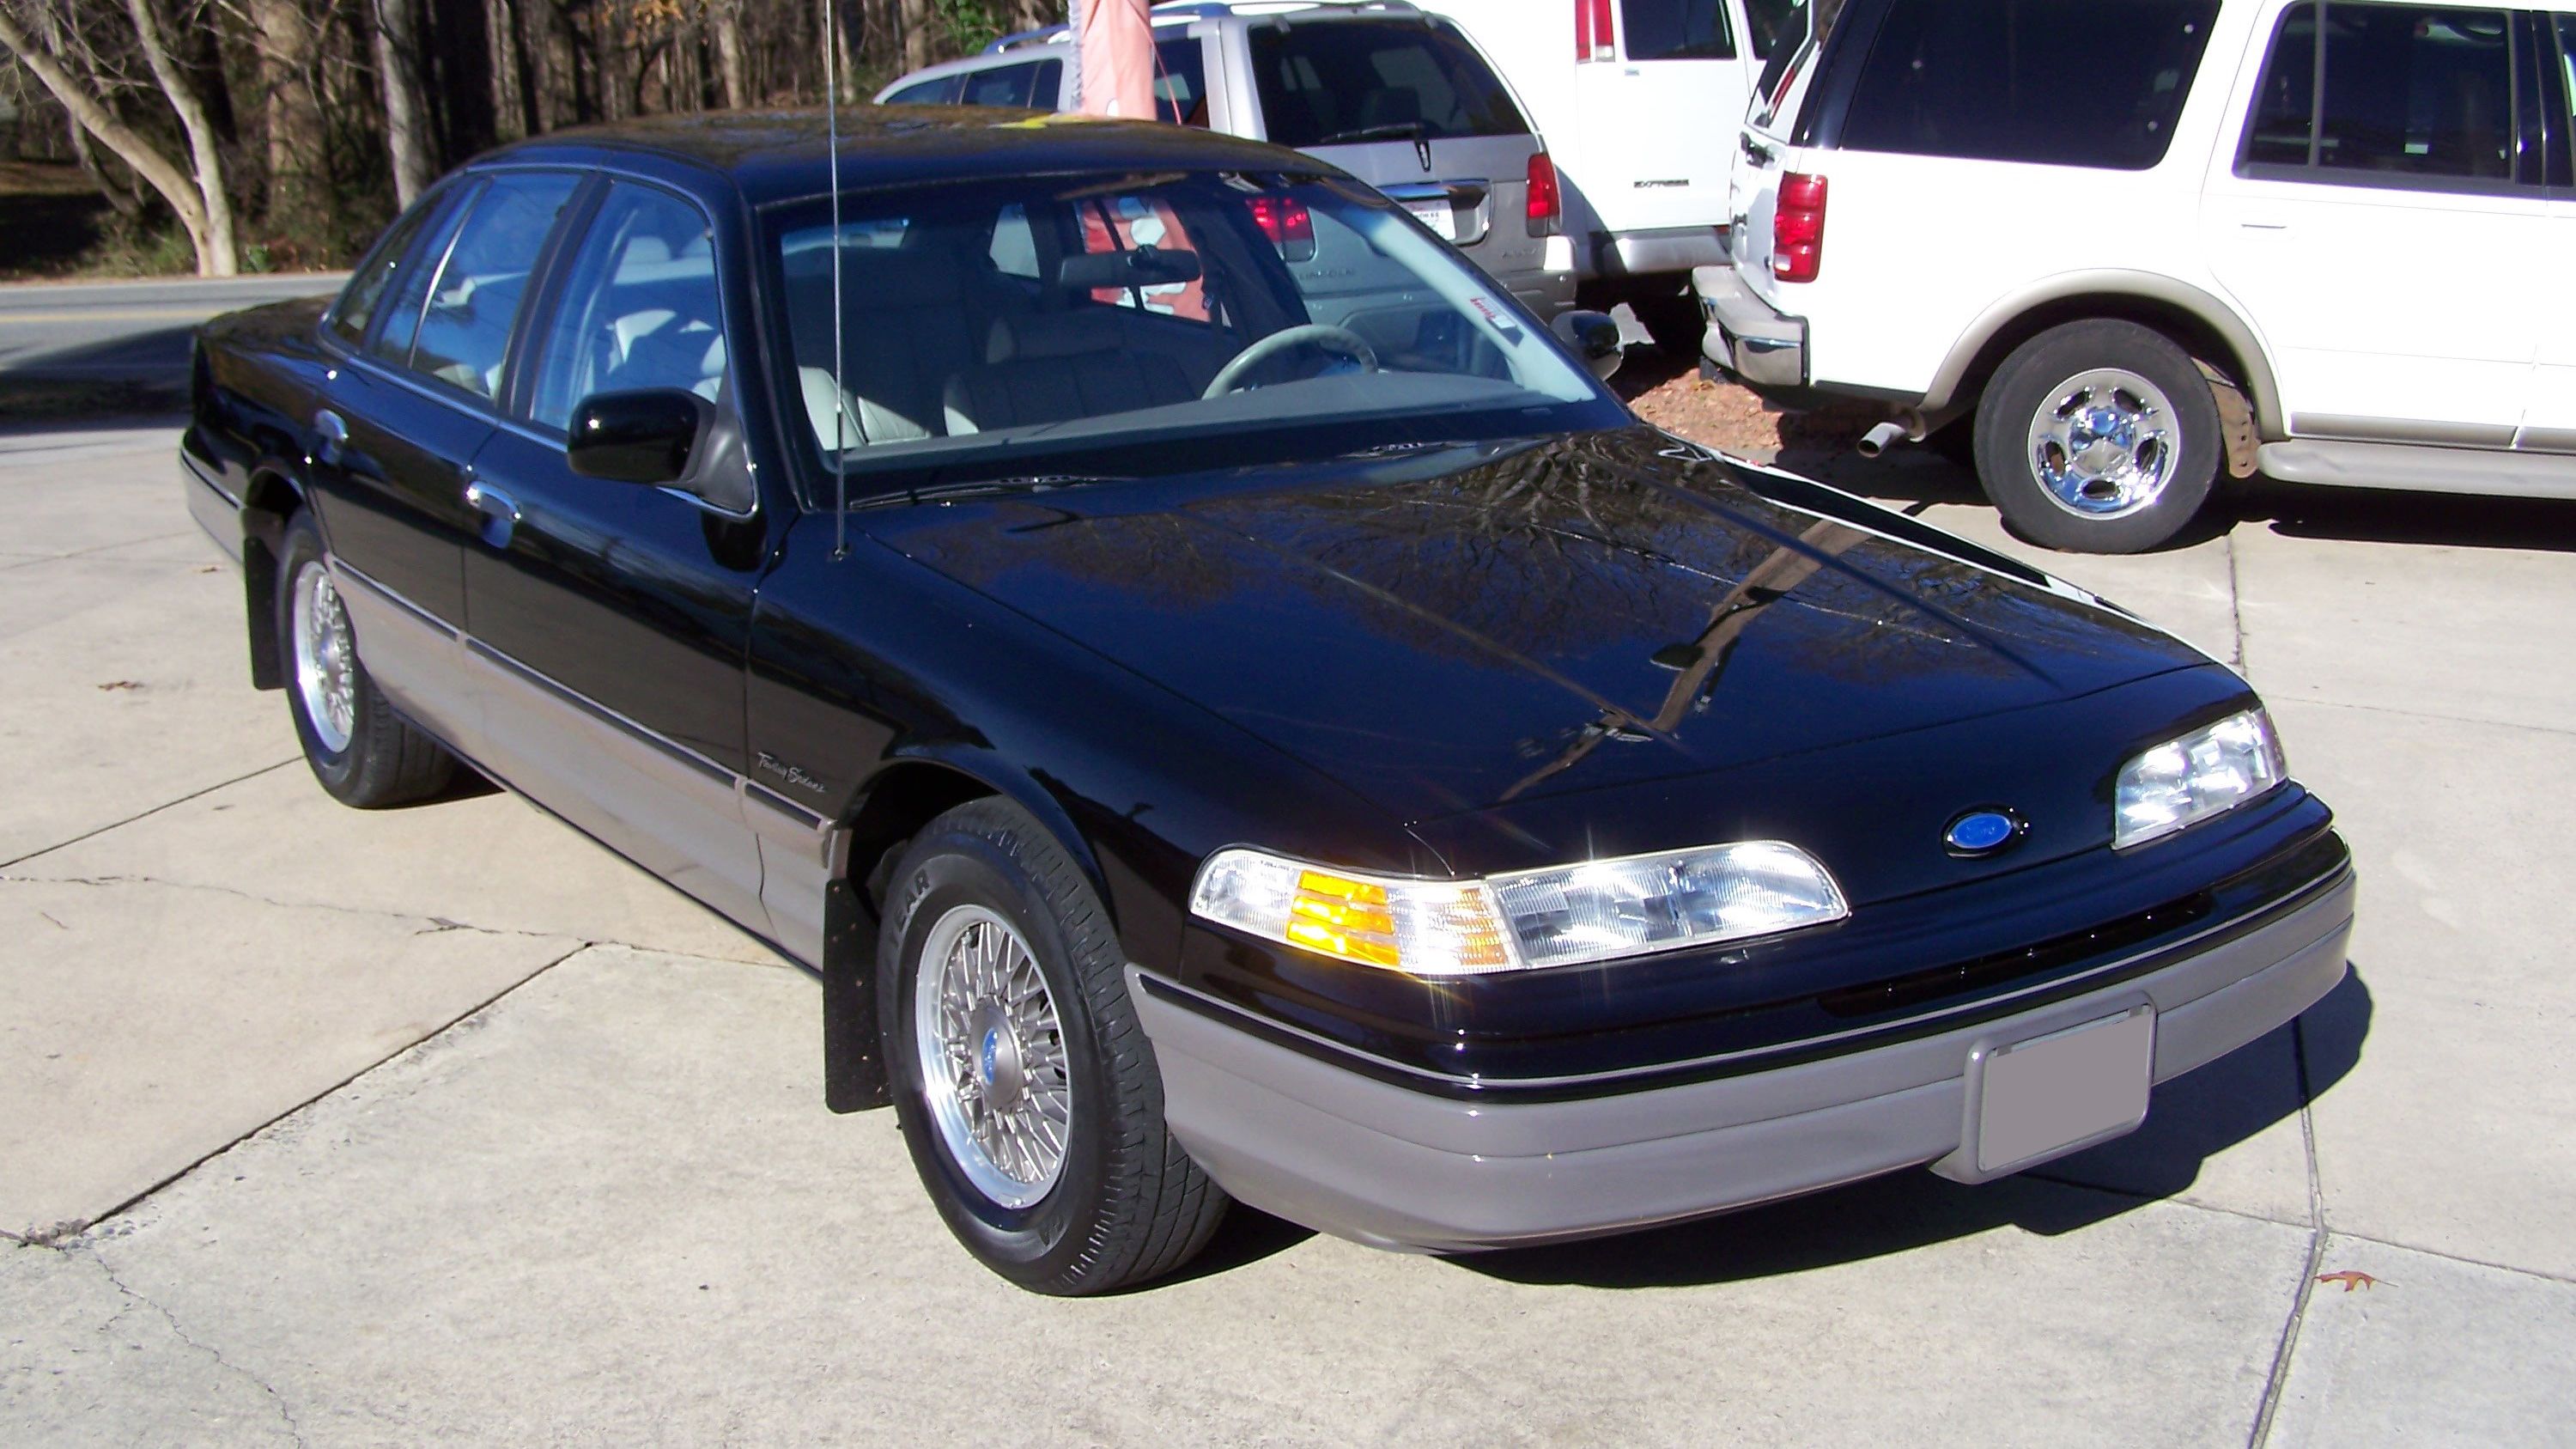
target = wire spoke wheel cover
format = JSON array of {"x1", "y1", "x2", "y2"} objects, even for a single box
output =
[
  {"x1": 290, "y1": 559, "x2": 356, "y2": 754},
  {"x1": 914, "y1": 903, "x2": 1072, "y2": 1209},
  {"x1": 2025, "y1": 366, "x2": 2181, "y2": 520}
]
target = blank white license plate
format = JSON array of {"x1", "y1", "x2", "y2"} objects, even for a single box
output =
[
  {"x1": 1404, "y1": 198, "x2": 1456, "y2": 240},
  {"x1": 1973, "y1": 1006, "x2": 2154, "y2": 1174}
]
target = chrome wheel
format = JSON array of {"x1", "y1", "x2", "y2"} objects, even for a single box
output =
[
  {"x1": 913, "y1": 904, "x2": 1072, "y2": 1209},
  {"x1": 2024, "y1": 367, "x2": 2181, "y2": 520},
  {"x1": 290, "y1": 559, "x2": 355, "y2": 754}
]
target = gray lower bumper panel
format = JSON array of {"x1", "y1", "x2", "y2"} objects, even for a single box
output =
[{"x1": 1130, "y1": 871, "x2": 2354, "y2": 1252}]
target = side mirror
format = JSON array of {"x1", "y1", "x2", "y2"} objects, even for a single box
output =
[
  {"x1": 567, "y1": 388, "x2": 710, "y2": 486},
  {"x1": 1552, "y1": 308, "x2": 1625, "y2": 382}
]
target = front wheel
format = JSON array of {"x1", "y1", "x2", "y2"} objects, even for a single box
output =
[
  {"x1": 878, "y1": 799, "x2": 1226, "y2": 1294},
  {"x1": 1972, "y1": 320, "x2": 2221, "y2": 553},
  {"x1": 276, "y1": 512, "x2": 456, "y2": 807}
]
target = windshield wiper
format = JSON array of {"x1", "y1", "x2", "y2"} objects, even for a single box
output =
[
  {"x1": 848, "y1": 475, "x2": 1133, "y2": 510},
  {"x1": 1311, "y1": 122, "x2": 1429, "y2": 146}
]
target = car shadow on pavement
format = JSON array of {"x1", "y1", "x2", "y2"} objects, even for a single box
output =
[{"x1": 1452, "y1": 969, "x2": 2372, "y2": 1292}]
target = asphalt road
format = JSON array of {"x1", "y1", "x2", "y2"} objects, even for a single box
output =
[
  {"x1": 2, "y1": 419, "x2": 2571, "y2": 1445},
  {"x1": 0, "y1": 274, "x2": 343, "y2": 386}
]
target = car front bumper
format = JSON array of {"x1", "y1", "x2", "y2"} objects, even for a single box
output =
[
  {"x1": 1693, "y1": 262, "x2": 1807, "y2": 391},
  {"x1": 1129, "y1": 863, "x2": 2354, "y2": 1252}
]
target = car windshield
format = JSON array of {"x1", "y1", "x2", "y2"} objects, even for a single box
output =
[{"x1": 762, "y1": 170, "x2": 1619, "y2": 499}]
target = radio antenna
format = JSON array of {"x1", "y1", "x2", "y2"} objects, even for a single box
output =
[{"x1": 826, "y1": 0, "x2": 851, "y2": 559}]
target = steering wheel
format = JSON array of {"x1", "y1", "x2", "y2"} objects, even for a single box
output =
[{"x1": 1202, "y1": 324, "x2": 1380, "y2": 399}]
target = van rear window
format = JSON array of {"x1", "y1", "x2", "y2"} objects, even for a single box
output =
[
  {"x1": 1838, "y1": 0, "x2": 2218, "y2": 170},
  {"x1": 1249, "y1": 21, "x2": 1528, "y2": 148}
]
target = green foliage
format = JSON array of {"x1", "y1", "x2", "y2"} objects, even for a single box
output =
[{"x1": 932, "y1": 0, "x2": 1007, "y2": 59}]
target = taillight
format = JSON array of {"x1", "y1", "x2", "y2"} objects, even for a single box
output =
[
  {"x1": 1772, "y1": 172, "x2": 1826, "y2": 283},
  {"x1": 1526, "y1": 151, "x2": 1560, "y2": 234},
  {"x1": 1577, "y1": 0, "x2": 1613, "y2": 61},
  {"x1": 1249, "y1": 195, "x2": 1316, "y2": 263}
]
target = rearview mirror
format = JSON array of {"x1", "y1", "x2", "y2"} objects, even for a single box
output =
[
  {"x1": 1552, "y1": 309, "x2": 1625, "y2": 382},
  {"x1": 567, "y1": 388, "x2": 710, "y2": 486}
]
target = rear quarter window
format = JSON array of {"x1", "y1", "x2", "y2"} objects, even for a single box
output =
[
  {"x1": 1838, "y1": 0, "x2": 2220, "y2": 169},
  {"x1": 1250, "y1": 21, "x2": 1528, "y2": 147}
]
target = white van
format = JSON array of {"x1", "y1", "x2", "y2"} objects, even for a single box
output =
[{"x1": 1425, "y1": 0, "x2": 1811, "y2": 313}]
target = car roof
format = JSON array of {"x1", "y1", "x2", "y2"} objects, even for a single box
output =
[{"x1": 471, "y1": 107, "x2": 1337, "y2": 209}]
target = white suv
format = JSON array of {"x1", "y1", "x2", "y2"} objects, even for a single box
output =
[{"x1": 1699, "y1": 0, "x2": 2576, "y2": 552}]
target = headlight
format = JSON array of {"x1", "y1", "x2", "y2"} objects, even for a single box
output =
[
  {"x1": 2114, "y1": 709, "x2": 2287, "y2": 849},
  {"x1": 1188, "y1": 841, "x2": 1849, "y2": 977}
]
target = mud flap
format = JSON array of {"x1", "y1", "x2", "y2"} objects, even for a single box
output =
[
  {"x1": 821, "y1": 877, "x2": 890, "y2": 1111},
  {"x1": 2197, "y1": 359, "x2": 2260, "y2": 480}
]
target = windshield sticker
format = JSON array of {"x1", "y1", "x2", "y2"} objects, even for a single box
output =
[{"x1": 1468, "y1": 295, "x2": 1524, "y2": 345}]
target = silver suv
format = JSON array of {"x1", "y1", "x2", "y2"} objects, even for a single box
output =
[{"x1": 878, "y1": 0, "x2": 1576, "y2": 321}]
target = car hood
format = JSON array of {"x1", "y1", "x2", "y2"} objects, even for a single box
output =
[{"x1": 870, "y1": 428, "x2": 2210, "y2": 831}]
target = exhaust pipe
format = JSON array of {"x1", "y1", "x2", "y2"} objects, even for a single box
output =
[{"x1": 1854, "y1": 405, "x2": 1964, "y2": 460}]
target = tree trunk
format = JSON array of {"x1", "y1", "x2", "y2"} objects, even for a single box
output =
[
  {"x1": 372, "y1": 0, "x2": 435, "y2": 206},
  {"x1": 243, "y1": 0, "x2": 325, "y2": 231},
  {"x1": 0, "y1": 4, "x2": 236, "y2": 275},
  {"x1": 900, "y1": 0, "x2": 933, "y2": 72},
  {"x1": 66, "y1": 119, "x2": 145, "y2": 220},
  {"x1": 431, "y1": 0, "x2": 499, "y2": 162},
  {"x1": 714, "y1": 3, "x2": 749, "y2": 109}
]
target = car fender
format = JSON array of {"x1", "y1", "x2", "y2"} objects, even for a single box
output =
[{"x1": 1922, "y1": 269, "x2": 2285, "y2": 439}]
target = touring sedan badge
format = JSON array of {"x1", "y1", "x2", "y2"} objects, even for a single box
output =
[{"x1": 1945, "y1": 808, "x2": 2025, "y2": 856}]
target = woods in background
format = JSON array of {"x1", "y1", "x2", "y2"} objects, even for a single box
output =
[{"x1": 0, "y1": 0, "x2": 1066, "y2": 276}]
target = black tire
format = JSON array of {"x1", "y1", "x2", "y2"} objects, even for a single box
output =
[
  {"x1": 275, "y1": 511, "x2": 456, "y2": 807},
  {"x1": 1971, "y1": 320, "x2": 2221, "y2": 553},
  {"x1": 878, "y1": 798, "x2": 1226, "y2": 1294}
]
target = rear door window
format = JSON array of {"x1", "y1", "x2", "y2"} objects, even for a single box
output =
[
  {"x1": 1249, "y1": 21, "x2": 1528, "y2": 147},
  {"x1": 368, "y1": 182, "x2": 477, "y2": 368},
  {"x1": 405, "y1": 172, "x2": 580, "y2": 400},
  {"x1": 961, "y1": 61, "x2": 1049, "y2": 107},
  {"x1": 331, "y1": 186, "x2": 453, "y2": 348},
  {"x1": 2241, "y1": 3, "x2": 2518, "y2": 183},
  {"x1": 885, "y1": 75, "x2": 963, "y2": 105},
  {"x1": 1621, "y1": 0, "x2": 1735, "y2": 61},
  {"x1": 1838, "y1": 0, "x2": 2219, "y2": 169}
]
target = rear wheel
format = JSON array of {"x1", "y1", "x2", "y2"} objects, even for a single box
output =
[
  {"x1": 1972, "y1": 320, "x2": 2221, "y2": 553},
  {"x1": 276, "y1": 512, "x2": 456, "y2": 807},
  {"x1": 879, "y1": 799, "x2": 1226, "y2": 1294}
]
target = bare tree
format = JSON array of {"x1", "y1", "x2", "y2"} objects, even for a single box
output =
[
  {"x1": 371, "y1": 0, "x2": 434, "y2": 205},
  {"x1": 242, "y1": 0, "x2": 326, "y2": 227},
  {"x1": 0, "y1": 0, "x2": 240, "y2": 274}
]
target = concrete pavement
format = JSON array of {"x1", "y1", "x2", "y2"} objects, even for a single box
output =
[{"x1": 3, "y1": 423, "x2": 2572, "y2": 1444}]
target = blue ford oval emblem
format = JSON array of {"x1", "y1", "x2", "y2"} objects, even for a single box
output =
[
  {"x1": 979, "y1": 1029, "x2": 999, "y2": 1086},
  {"x1": 1945, "y1": 809, "x2": 2021, "y2": 855}
]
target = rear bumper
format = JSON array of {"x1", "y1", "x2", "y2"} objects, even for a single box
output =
[
  {"x1": 1594, "y1": 226, "x2": 1731, "y2": 277},
  {"x1": 1501, "y1": 265, "x2": 1578, "y2": 322},
  {"x1": 1130, "y1": 865, "x2": 2354, "y2": 1252},
  {"x1": 1692, "y1": 263, "x2": 1807, "y2": 391}
]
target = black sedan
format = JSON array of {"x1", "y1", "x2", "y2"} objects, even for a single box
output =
[{"x1": 180, "y1": 110, "x2": 2355, "y2": 1295}]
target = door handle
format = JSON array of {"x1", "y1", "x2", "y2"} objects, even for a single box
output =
[
  {"x1": 464, "y1": 480, "x2": 520, "y2": 547},
  {"x1": 465, "y1": 480, "x2": 519, "y2": 524},
  {"x1": 1741, "y1": 134, "x2": 1775, "y2": 166},
  {"x1": 311, "y1": 409, "x2": 348, "y2": 466}
]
